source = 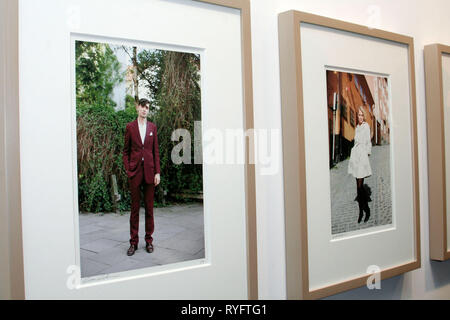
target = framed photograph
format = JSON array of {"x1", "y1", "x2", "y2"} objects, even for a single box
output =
[
  {"x1": 325, "y1": 69, "x2": 392, "y2": 237},
  {"x1": 424, "y1": 43, "x2": 450, "y2": 261},
  {"x1": 74, "y1": 38, "x2": 206, "y2": 279},
  {"x1": 278, "y1": 11, "x2": 420, "y2": 299},
  {"x1": 17, "y1": 0, "x2": 257, "y2": 299}
]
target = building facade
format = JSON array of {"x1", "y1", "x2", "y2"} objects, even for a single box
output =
[{"x1": 327, "y1": 70, "x2": 390, "y2": 168}]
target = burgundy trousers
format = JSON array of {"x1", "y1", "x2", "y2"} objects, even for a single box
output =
[{"x1": 128, "y1": 161, "x2": 155, "y2": 246}]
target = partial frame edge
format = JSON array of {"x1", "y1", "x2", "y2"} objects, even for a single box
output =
[
  {"x1": 0, "y1": 0, "x2": 25, "y2": 300},
  {"x1": 197, "y1": 0, "x2": 258, "y2": 299},
  {"x1": 425, "y1": 43, "x2": 450, "y2": 261}
]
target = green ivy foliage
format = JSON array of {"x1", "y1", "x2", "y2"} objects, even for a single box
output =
[
  {"x1": 76, "y1": 101, "x2": 203, "y2": 213},
  {"x1": 77, "y1": 104, "x2": 136, "y2": 212},
  {"x1": 75, "y1": 41, "x2": 123, "y2": 107},
  {"x1": 153, "y1": 51, "x2": 202, "y2": 204},
  {"x1": 76, "y1": 44, "x2": 203, "y2": 213}
]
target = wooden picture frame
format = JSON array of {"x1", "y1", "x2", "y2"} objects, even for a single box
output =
[
  {"x1": 424, "y1": 43, "x2": 450, "y2": 262},
  {"x1": 4, "y1": 0, "x2": 257, "y2": 299},
  {"x1": 0, "y1": 0, "x2": 25, "y2": 299},
  {"x1": 278, "y1": 10, "x2": 420, "y2": 299}
]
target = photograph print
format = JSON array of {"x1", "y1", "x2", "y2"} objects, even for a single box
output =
[
  {"x1": 75, "y1": 39, "x2": 204, "y2": 278},
  {"x1": 326, "y1": 69, "x2": 393, "y2": 236}
]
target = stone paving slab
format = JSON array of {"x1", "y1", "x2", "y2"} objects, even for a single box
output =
[
  {"x1": 152, "y1": 229, "x2": 186, "y2": 242},
  {"x1": 80, "y1": 248, "x2": 98, "y2": 259},
  {"x1": 149, "y1": 246, "x2": 197, "y2": 265},
  {"x1": 88, "y1": 244, "x2": 132, "y2": 266},
  {"x1": 82, "y1": 258, "x2": 111, "y2": 278},
  {"x1": 102, "y1": 230, "x2": 131, "y2": 243},
  {"x1": 165, "y1": 215, "x2": 204, "y2": 230},
  {"x1": 79, "y1": 231, "x2": 112, "y2": 246},
  {"x1": 79, "y1": 203, "x2": 204, "y2": 278},
  {"x1": 157, "y1": 235, "x2": 204, "y2": 255},
  {"x1": 97, "y1": 257, "x2": 156, "y2": 276},
  {"x1": 192, "y1": 249, "x2": 205, "y2": 260},
  {"x1": 82, "y1": 238, "x2": 123, "y2": 253},
  {"x1": 170, "y1": 229, "x2": 205, "y2": 242},
  {"x1": 79, "y1": 224, "x2": 104, "y2": 235}
]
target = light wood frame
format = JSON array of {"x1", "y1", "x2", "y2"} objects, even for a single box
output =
[
  {"x1": 0, "y1": 0, "x2": 25, "y2": 300},
  {"x1": 278, "y1": 10, "x2": 421, "y2": 299},
  {"x1": 424, "y1": 43, "x2": 450, "y2": 261},
  {"x1": 2, "y1": 0, "x2": 257, "y2": 300},
  {"x1": 197, "y1": 0, "x2": 257, "y2": 299}
]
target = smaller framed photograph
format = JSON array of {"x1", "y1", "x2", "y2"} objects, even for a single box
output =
[
  {"x1": 425, "y1": 43, "x2": 450, "y2": 261},
  {"x1": 278, "y1": 10, "x2": 421, "y2": 299}
]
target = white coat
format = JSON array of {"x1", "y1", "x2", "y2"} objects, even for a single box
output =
[{"x1": 348, "y1": 122, "x2": 372, "y2": 179}]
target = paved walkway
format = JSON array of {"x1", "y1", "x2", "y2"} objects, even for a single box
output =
[
  {"x1": 79, "y1": 203, "x2": 204, "y2": 278},
  {"x1": 330, "y1": 144, "x2": 392, "y2": 236}
]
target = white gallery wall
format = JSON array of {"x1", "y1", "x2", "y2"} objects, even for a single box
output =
[{"x1": 252, "y1": 0, "x2": 450, "y2": 299}]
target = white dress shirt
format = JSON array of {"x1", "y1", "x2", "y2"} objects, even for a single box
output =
[{"x1": 138, "y1": 119, "x2": 146, "y2": 160}]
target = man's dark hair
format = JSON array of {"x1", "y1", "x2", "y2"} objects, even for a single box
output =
[{"x1": 138, "y1": 98, "x2": 150, "y2": 107}]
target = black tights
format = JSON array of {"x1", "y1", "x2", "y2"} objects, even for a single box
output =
[{"x1": 356, "y1": 178, "x2": 364, "y2": 190}]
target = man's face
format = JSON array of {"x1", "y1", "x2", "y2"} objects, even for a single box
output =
[{"x1": 137, "y1": 103, "x2": 149, "y2": 118}]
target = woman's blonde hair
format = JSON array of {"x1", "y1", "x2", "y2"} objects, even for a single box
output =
[{"x1": 358, "y1": 106, "x2": 366, "y2": 123}]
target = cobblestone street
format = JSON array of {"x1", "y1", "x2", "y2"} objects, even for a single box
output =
[{"x1": 330, "y1": 144, "x2": 392, "y2": 235}]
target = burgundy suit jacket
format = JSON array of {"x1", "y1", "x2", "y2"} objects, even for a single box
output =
[{"x1": 123, "y1": 119, "x2": 160, "y2": 184}]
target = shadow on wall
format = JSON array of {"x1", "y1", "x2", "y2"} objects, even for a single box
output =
[
  {"x1": 427, "y1": 259, "x2": 450, "y2": 291},
  {"x1": 324, "y1": 274, "x2": 405, "y2": 300}
]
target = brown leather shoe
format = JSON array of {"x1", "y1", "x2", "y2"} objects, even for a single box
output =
[
  {"x1": 145, "y1": 243, "x2": 154, "y2": 253},
  {"x1": 127, "y1": 244, "x2": 137, "y2": 256}
]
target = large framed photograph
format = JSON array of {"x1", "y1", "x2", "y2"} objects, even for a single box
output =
[
  {"x1": 278, "y1": 11, "x2": 420, "y2": 299},
  {"x1": 425, "y1": 43, "x2": 450, "y2": 261},
  {"x1": 17, "y1": 0, "x2": 257, "y2": 299}
]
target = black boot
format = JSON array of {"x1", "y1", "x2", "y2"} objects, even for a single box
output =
[
  {"x1": 357, "y1": 187, "x2": 364, "y2": 223},
  {"x1": 360, "y1": 185, "x2": 371, "y2": 222},
  {"x1": 357, "y1": 206, "x2": 364, "y2": 223},
  {"x1": 363, "y1": 184, "x2": 372, "y2": 202},
  {"x1": 364, "y1": 204, "x2": 371, "y2": 222}
]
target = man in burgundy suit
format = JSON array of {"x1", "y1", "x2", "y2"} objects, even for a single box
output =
[{"x1": 123, "y1": 98, "x2": 161, "y2": 256}]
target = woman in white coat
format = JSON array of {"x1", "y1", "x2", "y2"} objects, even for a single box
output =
[{"x1": 348, "y1": 107, "x2": 372, "y2": 223}]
